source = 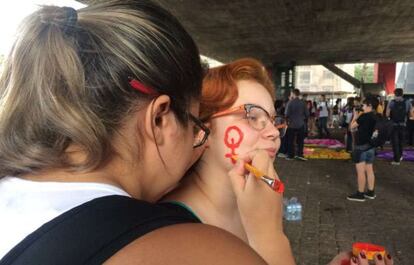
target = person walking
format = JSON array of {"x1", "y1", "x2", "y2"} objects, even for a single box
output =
[
  {"x1": 317, "y1": 94, "x2": 331, "y2": 138},
  {"x1": 285, "y1": 89, "x2": 309, "y2": 161},
  {"x1": 386, "y1": 88, "x2": 411, "y2": 165}
]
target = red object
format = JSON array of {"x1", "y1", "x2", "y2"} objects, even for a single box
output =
[
  {"x1": 352, "y1": 242, "x2": 385, "y2": 260},
  {"x1": 272, "y1": 181, "x2": 285, "y2": 193},
  {"x1": 129, "y1": 79, "x2": 159, "y2": 95},
  {"x1": 224, "y1": 126, "x2": 244, "y2": 164},
  {"x1": 374, "y1": 63, "x2": 396, "y2": 95}
]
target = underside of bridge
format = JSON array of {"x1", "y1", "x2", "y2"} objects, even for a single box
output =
[
  {"x1": 81, "y1": 1, "x2": 414, "y2": 66},
  {"x1": 151, "y1": 0, "x2": 414, "y2": 66}
]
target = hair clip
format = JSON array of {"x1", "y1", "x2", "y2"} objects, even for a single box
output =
[{"x1": 129, "y1": 78, "x2": 159, "y2": 96}]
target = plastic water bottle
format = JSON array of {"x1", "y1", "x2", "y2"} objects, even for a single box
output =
[
  {"x1": 283, "y1": 198, "x2": 291, "y2": 220},
  {"x1": 284, "y1": 197, "x2": 302, "y2": 221}
]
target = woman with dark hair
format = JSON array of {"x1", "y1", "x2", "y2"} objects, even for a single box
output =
[{"x1": 0, "y1": 2, "x2": 273, "y2": 264}]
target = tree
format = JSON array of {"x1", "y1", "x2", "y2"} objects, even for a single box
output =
[{"x1": 354, "y1": 63, "x2": 374, "y2": 83}]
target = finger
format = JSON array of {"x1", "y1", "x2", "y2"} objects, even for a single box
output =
[
  {"x1": 350, "y1": 256, "x2": 358, "y2": 265},
  {"x1": 384, "y1": 253, "x2": 393, "y2": 265},
  {"x1": 373, "y1": 253, "x2": 385, "y2": 265},
  {"x1": 228, "y1": 160, "x2": 247, "y2": 196},
  {"x1": 250, "y1": 150, "x2": 270, "y2": 173},
  {"x1": 267, "y1": 160, "x2": 279, "y2": 180},
  {"x1": 357, "y1": 251, "x2": 369, "y2": 265}
]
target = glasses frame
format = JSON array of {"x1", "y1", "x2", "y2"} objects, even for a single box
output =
[
  {"x1": 211, "y1": 103, "x2": 287, "y2": 136},
  {"x1": 188, "y1": 113, "x2": 210, "y2": 148}
]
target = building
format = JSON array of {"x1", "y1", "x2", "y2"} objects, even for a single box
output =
[{"x1": 295, "y1": 64, "x2": 356, "y2": 101}]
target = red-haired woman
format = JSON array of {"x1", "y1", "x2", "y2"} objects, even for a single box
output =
[{"x1": 165, "y1": 58, "x2": 295, "y2": 265}]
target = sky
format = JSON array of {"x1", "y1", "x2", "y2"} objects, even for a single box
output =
[{"x1": 0, "y1": 0, "x2": 85, "y2": 56}]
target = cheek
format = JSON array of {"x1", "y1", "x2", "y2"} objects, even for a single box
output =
[
  {"x1": 275, "y1": 137, "x2": 281, "y2": 152},
  {"x1": 221, "y1": 124, "x2": 260, "y2": 164}
]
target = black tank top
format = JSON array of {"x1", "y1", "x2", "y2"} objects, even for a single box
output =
[{"x1": 0, "y1": 195, "x2": 200, "y2": 265}]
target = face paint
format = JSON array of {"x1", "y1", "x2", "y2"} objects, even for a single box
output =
[{"x1": 224, "y1": 126, "x2": 244, "y2": 164}]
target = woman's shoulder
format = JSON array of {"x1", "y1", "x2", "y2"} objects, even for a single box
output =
[{"x1": 104, "y1": 223, "x2": 266, "y2": 265}]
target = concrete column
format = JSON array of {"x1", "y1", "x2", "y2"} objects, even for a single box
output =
[{"x1": 269, "y1": 62, "x2": 295, "y2": 100}]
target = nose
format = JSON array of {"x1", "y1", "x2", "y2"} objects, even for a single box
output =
[{"x1": 262, "y1": 120, "x2": 280, "y2": 141}]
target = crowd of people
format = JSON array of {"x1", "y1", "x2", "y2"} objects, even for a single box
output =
[
  {"x1": 0, "y1": 1, "x2": 400, "y2": 265},
  {"x1": 278, "y1": 90, "x2": 414, "y2": 164},
  {"x1": 277, "y1": 88, "x2": 413, "y2": 204}
]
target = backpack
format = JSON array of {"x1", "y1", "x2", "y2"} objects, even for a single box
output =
[
  {"x1": 0, "y1": 195, "x2": 199, "y2": 265},
  {"x1": 390, "y1": 100, "x2": 407, "y2": 123},
  {"x1": 369, "y1": 114, "x2": 394, "y2": 148}
]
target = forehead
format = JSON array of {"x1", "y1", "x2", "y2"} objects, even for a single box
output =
[{"x1": 232, "y1": 80, "x2": 275, "y2": 112}]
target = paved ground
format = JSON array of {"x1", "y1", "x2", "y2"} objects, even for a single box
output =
[{"x1": 277, "y1": 153, "x2": 413, "y2": 265}]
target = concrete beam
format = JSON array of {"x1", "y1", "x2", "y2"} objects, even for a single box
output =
[{"x1": 322, "y1": 63, "x2": 362, "y2": 88}]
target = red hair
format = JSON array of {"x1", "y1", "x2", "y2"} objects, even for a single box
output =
[{"x1": 200, "y1": 58, "x2": 275, "y2": 121}]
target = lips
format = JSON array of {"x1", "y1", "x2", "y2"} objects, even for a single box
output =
[{"x1": 265, "y1": 148, "x2": 277, "y2": 158}]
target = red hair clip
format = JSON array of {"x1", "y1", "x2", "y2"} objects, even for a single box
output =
[{"x1": 129, "y1": 78, "x2": 159, "y2": 96}]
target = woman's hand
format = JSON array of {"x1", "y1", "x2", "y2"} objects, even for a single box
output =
[
  {"x1": 350, "y1": 251, "x2": 393, "y2": 265},
  {"x1": 228, "y1": 150, "x2": 283, "y2": 235},
  {"x1": 228, "y1": 150, "x2": 295, "y2": 265},
  {"x1": 328, "y1": 251, "x2": 394, "y2": 265}
]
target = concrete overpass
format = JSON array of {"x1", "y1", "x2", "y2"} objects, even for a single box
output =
[
  {"x1": 152, "y1": 0, "x2": 414, "y2": 66},
  {"x1": 80, "y1": 0, "x2": 414, "y2": 65},
  {"x1": 81, "y1": 0, "x2": 414, "y2": 95}
]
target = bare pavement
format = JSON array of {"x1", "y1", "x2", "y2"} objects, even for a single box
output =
[{"x1": 277, "y1": 156, "x2": 413, "y2": 265}]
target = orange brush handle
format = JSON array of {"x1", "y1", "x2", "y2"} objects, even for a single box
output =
[{"x1": 232, "y1": 155, "x2": 285, "y2": 193}]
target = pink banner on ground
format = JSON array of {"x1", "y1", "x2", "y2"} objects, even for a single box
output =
[{"x1": 304, "y1": 139, "x2": 345, "y2": 149}]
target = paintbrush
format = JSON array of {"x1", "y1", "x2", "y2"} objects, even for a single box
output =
[{"x1": 232, "y1": 155, "x2": 284, "y2": 193}]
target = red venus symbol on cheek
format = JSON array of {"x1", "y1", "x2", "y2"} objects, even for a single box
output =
[{"x1": 224, "y1": 126, "x2": 244, "y2": 164}]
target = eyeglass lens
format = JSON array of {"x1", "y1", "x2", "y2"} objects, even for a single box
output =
[{"x1": 246, "y1": 106, "x2": 286, "y2": 137}]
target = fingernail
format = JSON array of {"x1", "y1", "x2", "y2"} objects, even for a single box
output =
[
  {"x1": 387, "y1": 254, "x2": 392, "y2": 259},
  {"x1": 377, "y1": 254, "x2": 383, "y2": 260},
  {"x1": 351, "y1": 256, "x2": 357, "y2": 263},
  {"x1": 360, "y1": 251, "x2": 366, "y2": 259}
]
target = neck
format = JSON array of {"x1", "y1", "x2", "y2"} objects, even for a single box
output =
[
  {"x1": 21, "y1": 150, "x2": 144, "y2": 200},
  {"x1": 165, "y1": 157, "x2": 247, "y2": 240}
]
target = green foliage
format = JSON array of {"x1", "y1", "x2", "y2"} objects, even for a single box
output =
[{"x1": 354, "y1": 64, "x2": 374, "y2": 83}]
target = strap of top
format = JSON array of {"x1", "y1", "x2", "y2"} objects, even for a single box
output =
[{"x1": 0, "y1": 195, "x2": 200, "y2": 265}]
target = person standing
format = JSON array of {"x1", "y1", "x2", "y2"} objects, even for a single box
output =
[
  {"x1": 347, "y1": 96, "x2": 379, "y2": 202},
  {"x1": 317, "y1": 94, "x2": 331, "y2": 138},
  {"x1": 407, "y1": 99, "x2": 414, "y2": 146},
  {"x1": 331, "y1": 99, "x2": 341, "y2": 128},
  {"x1": 386, "y1": 88, "x2": 411, "y2": 165},
  {"x1": 343, "y1": 97, "x2": 355, "y2": 152},
  {"x1": 285, "y1": 89, "x2": 309, "y2": 161}
]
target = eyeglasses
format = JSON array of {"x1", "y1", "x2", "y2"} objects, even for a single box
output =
[
  {"x1": 188, "y1": 113, "x2": 210, "y2": 148},
  {"x1": 210, "y1": 104, "x2": 287, "y2": 137}
]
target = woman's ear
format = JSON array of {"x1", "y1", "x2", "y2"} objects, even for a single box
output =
[{"x1": 143, "y1": 95, "x2": 173, "y2": 146}]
